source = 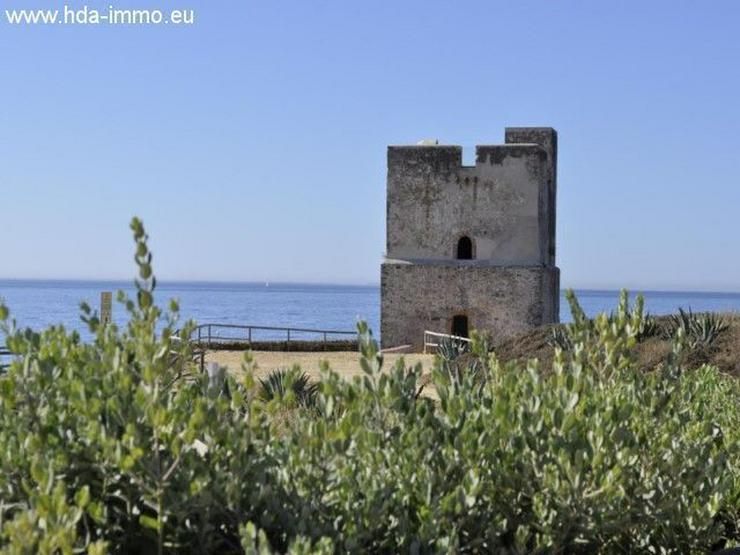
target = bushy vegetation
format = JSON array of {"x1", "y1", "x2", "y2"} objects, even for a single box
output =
[
  {"x1": 0, "y1": 219, "x2": 738, "y2": 553},
  {"x1": 548, "y1": 308, "x2": 661, "y2": 352}
]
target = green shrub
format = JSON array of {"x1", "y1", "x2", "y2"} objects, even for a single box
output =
[
  {"x1": 549, "y1": 306, "x2": 659, "y2": 353},
  {"x1": 0, "y1": 220, "x2": 737, "y2": 553}
]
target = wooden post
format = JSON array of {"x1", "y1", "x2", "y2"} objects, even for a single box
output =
[{"x1": 100, "y1": 292, "x2": 112, "y2": 326}]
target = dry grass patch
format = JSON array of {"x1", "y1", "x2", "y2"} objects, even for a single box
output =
[{"x1": 205, "y1": 349, "x2": 436, "y2": 383}]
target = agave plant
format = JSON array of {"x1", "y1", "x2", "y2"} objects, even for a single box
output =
[
  {"x1": 665, "y1": 308, "x2": 729, "y2": 348},
  {"x1": 664, "y1": 308, "x2": 693, "y2": 341},
  {"x1": 435, "y1": 338, "x2": 486, "y2": 389},
  {"x1": 635, "y1": 313, "x2": 660, "y2": 341},
  {"x1": 441, "y1": 356, "x2": 484, "y2": 386},
  {"x1": 547, "y1": 325, "x2": 574, "y2": 352},
  {"x1": 688, "y1": 311, "x2": 729, "y2": 348},
  {"x1": 259, "y1": 367, "x2": 318, "y2": 408},
  {"x1": 436, "y1": 337, "x2": 471, "y2": 361}
]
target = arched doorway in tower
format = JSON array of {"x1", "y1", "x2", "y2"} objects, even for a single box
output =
[
  {"x1": 451, "y1": 314, "x2": 469, "y2": 338},
  {"x1": 456, "y1": 236, "x2": 474, "y2": 260}
]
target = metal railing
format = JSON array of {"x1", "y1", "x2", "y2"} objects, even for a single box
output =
[
  {"x1": 0, "y1": 323, "x2": 359, "y2": 373},
  {"x1": 190, "y1": 323, "x2": 358, "y2": 349},
  {"x1": 423, "y1": 330, "x2": 472, "y2": 354}
]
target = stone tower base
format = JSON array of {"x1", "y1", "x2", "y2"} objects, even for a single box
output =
[{"x1": 380, "y1": 262, "x2": 559, "y2": 351}]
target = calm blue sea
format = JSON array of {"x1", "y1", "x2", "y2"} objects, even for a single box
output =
[{"x1": 1, "y1": 280, "x2": 740, "y2": 340}]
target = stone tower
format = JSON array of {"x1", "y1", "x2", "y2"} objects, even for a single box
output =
[{"x1": 380, "y1": 127, "x2": 559, "y2": 351}]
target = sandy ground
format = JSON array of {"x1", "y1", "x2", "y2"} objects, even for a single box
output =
[{"x1": 205, "y1": 350, "x2": 436, "y2": 382}]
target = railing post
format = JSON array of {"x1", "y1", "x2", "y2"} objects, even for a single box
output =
[
  {"x1": 208, "y1": 324, "x2": 212, "y2": 348},
  {"x1": 323, "y1": 331, "x2": 327, "y2": 351},
  {"x1": 287, "y1": 329, "x2": 291, "y2": 344},
  {"x1": 248, "y1": 327, "x2": 252, "y2": 344}
]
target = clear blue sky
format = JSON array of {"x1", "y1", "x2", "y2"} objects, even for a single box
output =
[{"x1": 1, "y1": 0, "x2": 739, "y2": 290}]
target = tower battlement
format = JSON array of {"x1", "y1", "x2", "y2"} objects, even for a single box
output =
[
  {"x1": 387, "y1": 127, "x2": 556, "y2": 169},
  {"x1": 381, "y1": 127, "x2": 560, "y2": 350},
  {"x1": 387, "y1": 143, "x2": 550, "y2": 172}
]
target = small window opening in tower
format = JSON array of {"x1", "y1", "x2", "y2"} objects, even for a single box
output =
[
  {"x1": 451, "y1": 314, "x2": 469, "y2": 338},
  {"x1": 456, "y1": 236, "x2": 473, "y2": 260}
]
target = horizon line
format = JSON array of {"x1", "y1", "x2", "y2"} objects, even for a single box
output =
[{"x1": 1, "y1": 277, "x2": 740, "y2": 295}]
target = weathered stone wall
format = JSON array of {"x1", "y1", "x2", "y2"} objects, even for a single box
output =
[
  {"x1": 380, "y1": 127, "x2": 560, "y2": 350},
  {"x1": 381, "y1": 263, "x2": 559, "y2": 351}
]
